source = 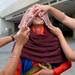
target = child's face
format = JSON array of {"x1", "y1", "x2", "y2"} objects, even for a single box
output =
[{"x1": 32, "y1": 16, "x2": 44, "y2": 25}]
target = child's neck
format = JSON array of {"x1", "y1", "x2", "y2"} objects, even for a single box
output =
[{"x1": 33, "y1": 24, "x2": 44, "y2": 28}]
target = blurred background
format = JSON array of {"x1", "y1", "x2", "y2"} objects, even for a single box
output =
[{"x1": 0, "y1": 0, "x2": 75, "y2": 75}]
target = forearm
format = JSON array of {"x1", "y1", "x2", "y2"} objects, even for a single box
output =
[
  {"x1": 48, "y1": 6, "x2": 65, "y2": 22},
  {"x1": 48, "y1": 6, "x2": 75, "y2": 29},
  {"x1": 58, "y1": 33, "x2": 75, "y2": 61},
  {"x1": 0, "y1": 25, "x2": 29, "y2": 75},
  {"x1": 0, "y1": 36, "x2": 13, "y2": 47},
  {"x1": 1, "y1": 43, "x2": 23, "y2": 75}
]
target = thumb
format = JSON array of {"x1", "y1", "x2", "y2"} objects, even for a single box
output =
[
  {"x1": 20, "y1": 26, "x2": 29, "y2": 32},
  {"x1": 24, "y1": 27, "x2": 30, "y2": 35}
]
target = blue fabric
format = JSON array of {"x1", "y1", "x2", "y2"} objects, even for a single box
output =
[
  {"x1": 20, "y1": 58, "x2": 61, "y2": 75},
  {"x1": 21, "y1": 58, "x2": 32, "y2": 75}
]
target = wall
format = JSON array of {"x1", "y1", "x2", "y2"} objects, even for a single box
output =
[
  {"x1": 0, "y1": 18, "x2": 15, "y2": 68},
  {"x1": 0, "y1": 0, "x2": 39, "y2": 17},
  {"x1": 0, "y1": 18, "x2": 15, "y2": 37}
]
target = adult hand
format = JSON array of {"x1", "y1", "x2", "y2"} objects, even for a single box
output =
[
  {"x1": 19, "y1": 4, "x2": 41, "y2": 28},
  {"x1": 14, "y1": 26, "x2": 30, "y2": 46},
  {"x1": 32, "y1": 69, "x2": 54, "y2": 75},
  {"x1": 38, "y1": 4, "x2": 50, "y2": 13},
  {"x1": 49, "y1": 25, "x2": 63, "y2": 37}
]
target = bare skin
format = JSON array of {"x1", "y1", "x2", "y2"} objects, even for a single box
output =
[
  {"x1": 49, "y1": 25, "x2": 75, "y2": 61},
  {"x1": 35, "y1": 4, "x2": 75, "y2": 61},
  {"x1": 38, "y1": 4, "x2": 75, "y2": 30},
  {"x1": 0, "y1": 26, "x2": 30, "y2": 75},
  {"x1": 0, "y1": 36, "x2": 14, "y2": 47},
  {"x1": 32, "y1": 15, "x2": 72, "y2": 75}
]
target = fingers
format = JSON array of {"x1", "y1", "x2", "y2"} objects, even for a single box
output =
[
  {"x1": 32, "y1": 7, "x2": 39, "y2": 14},
  {"x1": 20, "y1": 26, "x2": 30, "y2": 32},
  {"x1": 48, "y1": 24, "x2": 56, "y2": 29},
  {"x1": 19, "y1": 26, "x2": 30, "y2": 39},
  {"x1": 32, "y1": 71, "x2": 40, "y2": 75},
  {"x1": 46, "y1": 23, "x2": 54, "y2": 30},
  {"x1": 33, "y1": 9, "x2": 41, "y2": 17},
  {"x1": 39, "y1": 64, "x2": 47, "y2": 69},
  {"x1": 32, "y1": 4, "x2": 40, "y2": 8},
  {"x1": 24, "y1": 27, "x2": 30, "y2": 36},
  {"x1": 32, "y1": 4, "x2": 43, "y2": 17}
]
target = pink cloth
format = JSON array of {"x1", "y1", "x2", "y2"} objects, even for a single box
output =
[{"x1": 19, "y1": 4, "x2": 52, "y2": 28}]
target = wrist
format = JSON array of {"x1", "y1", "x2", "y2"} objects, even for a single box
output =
[
  {"x1": 11, "y1": 35, "x2": 15, "y2": 41},
  {"x1": 16, "y1": 42, "x2": 24, "y2": 47},
  {"x1": 47, "y1": 6, "x2": 52, "y2": 12},
  {"x1": 58, "y1": 33, "x2": 64, "y2": 39}
]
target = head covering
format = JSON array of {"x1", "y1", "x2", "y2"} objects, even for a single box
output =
[
  {"x1": 19, "y1": 4, "x2": 68, "y2": 64},
  {"x1": 19, "y1": 4, "x2": 52, "y2": 28}
]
